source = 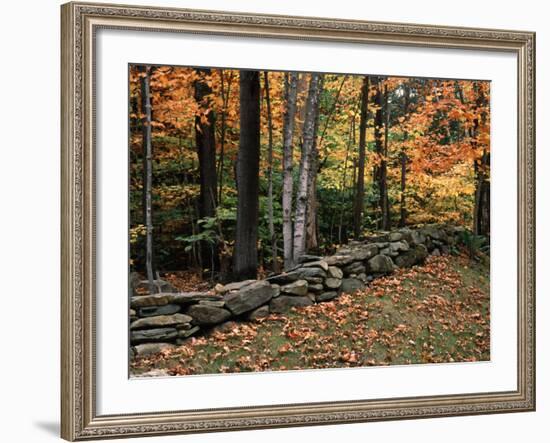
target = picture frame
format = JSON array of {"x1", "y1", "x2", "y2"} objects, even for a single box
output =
[{"x1": 60, "y1": 1, "x2": 536, "y2": 440}]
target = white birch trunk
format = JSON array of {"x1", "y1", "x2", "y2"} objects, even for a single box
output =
[
  {"x1": 282, "y1": 72, "x2": 298, "y2": 270},
  {"x1": 293, "y1": 73, "x2": 322, "y2": 263}
]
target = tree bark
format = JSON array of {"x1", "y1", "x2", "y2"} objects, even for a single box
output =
[
  {"x1": 380, "y1": 84, "x2": 391, "y2": 230},
  {"x1": 139, "y1": 66, "x2": 155, "y2": 293},
  {"x1": 338, "y1": 116, "x2": 354, "y2": 245},
  {"x1": 282, "y1": 73, "x2": 299, "y2": 270},
  {"x1": 217, "y1": 70, "x2": 234, "y2": 205},
  {"x1": 194, "y1": 68, "x2": 218, "y2": 272},
  {"x1": 263, "y1": 71, "x2": 279, "y2": 273},
  {"x1": 473, "y1": 82, "x2": 490, "y2": 237},
  {"x1": 305, "y1": 76, "x2": 323, "y2": 252},
  {"x1": 353, "y1": 76, "x2": 369, "y2": 238},
  {"x1": 233, "y1": 71, "x2": 261, "y2": 280},
  {"x1": 293, "y1": 73, "x2": 322, "y2": 263},
  {"x1": 399, "y1": 83, "x2": 411, "y2": 228}
]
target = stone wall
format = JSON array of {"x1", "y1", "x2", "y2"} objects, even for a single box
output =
[{"x1": 130, "y1": 224, "x2": 465, "y2": 357}]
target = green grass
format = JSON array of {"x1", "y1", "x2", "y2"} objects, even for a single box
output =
[{"x1": 130, "y1": 253, "x2": 490, "y2": 376}]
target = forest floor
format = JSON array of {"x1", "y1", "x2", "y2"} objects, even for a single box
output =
[{"x1": 130, "y1": 253, "x2": 490, "y2": 376}]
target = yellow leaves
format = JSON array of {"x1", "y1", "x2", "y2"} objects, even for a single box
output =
[{"x1": 129, "y1": 224, "x2": 146, "y2": 244}]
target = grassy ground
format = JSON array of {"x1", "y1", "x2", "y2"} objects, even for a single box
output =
[{"x1": 130, "y1": 253, "x2": 490, "y2": 376}]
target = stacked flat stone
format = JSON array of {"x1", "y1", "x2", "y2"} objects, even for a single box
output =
[{"x1": 129, "y1": 224, "x2": 464, "y2": 356}]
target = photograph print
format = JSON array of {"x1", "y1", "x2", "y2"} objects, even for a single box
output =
[{"x1": 128, "y1": 65, "x2": 490, "y2": 377}]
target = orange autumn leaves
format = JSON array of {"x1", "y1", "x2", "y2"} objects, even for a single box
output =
[
  {"x1": 131, "y1": 254, "x2": 489, "y2": 375},
  {"x1": 129, "y1": 66, "x2": 490, "y2": 227}
]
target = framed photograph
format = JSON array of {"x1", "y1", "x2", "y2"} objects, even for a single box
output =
[{"x1": 61, "y1": 1, "x2": 536, "y2": 440}]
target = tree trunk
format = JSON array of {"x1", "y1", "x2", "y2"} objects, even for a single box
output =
[
  {"x1": 233, "y1": 71, "x2": 261, "y2": 280},
  {"x1": 399, "y1": 151, "x2": 407, "y2": 227},
  {"x1": 306, "y1": 76, "x2": 323, "y2": 252},
  {"x1": 217, "y1": 70, "x2": 234, "y2": 205},
  {"x1": 399, "y1": 83, "x2": 411, "y2": 228},
  {"x1": 139, "y1": 66, "x2": 155, "y2": 293},
  {"x1": 293, "y1": 73, "x2": 322, "y2": 263},
  {"x1": 194, "y1": 68, "x2": 218, "y2": 273},
  {"x1": 473, "y1": 82, "x2": 490, "y2": 237},
  {"x1": 380, "y1": 83, "x2": 391, "y2": 230},
  {"x1": 282, "y1": 73, "x2": 299, "y2": 270},
  {"x1": 353, "y1": 76, "x2": 369, "y2": 238},
  {"x1": 338, "y1": 117, "x2": 354, "y2": 245},
  {"x1": 263, "y1": 71, "x2": 279, "y2": 273}
]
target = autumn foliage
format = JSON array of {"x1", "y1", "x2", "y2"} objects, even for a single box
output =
[{"x1": 129, "y1": 66, "x2": 490, "y2": 275}]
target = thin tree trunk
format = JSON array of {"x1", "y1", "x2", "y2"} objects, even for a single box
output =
[
  {"x1": 399, "y1": 83, "x2": 411, "y2": 228},
  {"x1": 372, "y1": 77, "x2": 384, "y2": 228},
  {"x1": 353, "y1": 76, "x2": 369, "y2": 238},
  {"x1": 338, "y1": 115, "x2": 355, "y2": 245},
  {"x1": 282, "y1": 73, "x2": 299, "y2": 270},
  {"x1": 233, "y1": 70, "x2": 261, "y2": 280},
  {"x1": 217, "y1": 70, "x2": 234, "y2": 205},
  {"x1": 473, "y1": 82, "x2": 490, "y2": 237},
  {"x1": 139, "y1": 65, "x2": 155, "y2": 293},
  {"x1": 293, "y1": 73, "x2": 322, "y2": 263},
  {"x1": 263, "y1": 71, "x2": 279, "y2": 273},
  {"x1": 194, "y1": 68, "x2": 218, "y2": 273},
  {"x1": 380, "y1": 83, "x2": 391, "y2": 230},
  {"x1": 306, "y1": 76, "x2": 324, "y2": 252}
]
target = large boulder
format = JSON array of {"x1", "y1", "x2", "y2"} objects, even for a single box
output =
[
  {"x1": 316, "y1": 291, "x2": 339, "y2": 302},
  {"x1": 297, "y1": 254, "x2": 323, "y2": 264},
  {"x1": 343, "y1": 261, "x2": 366, "y2": 276},
  {"x1": 327, "y1": 266, "x2": 344, "y2": 279},
  {"x1": 302, "y1": 276, "x2": 324, "y2": 285},
  {"x1": 421, "y1": 225, "x2": 449, "y2": 242},
  {"x1": 266, "y1": 271, "x2": 299, "y2": 285},
  {"x1": 131, "y1": 293, "x2": 175, "y2": 309},
  {"x1": 301, "y1": 260, "x2": 329, "y2": 272},
  {"x1": 265, "y1": 266, "x2": 326, "y2": 285},
  {"x1": 130, "y1": 313, "x2": 193, "y2": 330},
  {"x1": 178, "y1": 325, "x2": 200, "y2": 339},
  {"x1": 270, "y1": 284, "x2": 281, "y2": 298},
  {"x1": 186, "y1": 305, "x2": 232, "y2": 325},
  {"x1": 367, "y1": 254, "x2": 395, "y2": 274},
  {"x1": 389, "y1": 232, "x2": 403, "y2": 242},
  {"x1": 339, "y1": 278, "x2": 366, "y2": 294},
  {"x1": 366, "y1": 233, "x2": 390, "y2": 243},
  {"x1": 198, "y1": 300, "x2": 226, "y2": 308},
  {"x1": 281, "y1": 279, "x2": 308, "y2": 296},
  {"x1": 308, "y1": 283, "x2": 324, "y2": 294},
  {"x1": 130, "y1": 328, "x2": 178, "y2": 344},
  {"x1": 410, "y1": 230, "x2": 427, "y2": 246},
  {"x1": 216, "y1": 279, "x2": 256, "y2": 294},
  {"x1": 246, "y1": 305, "x2": 270, "y2": 321},
  {"x1": 295, "y1": 267, "x2": 327, "y2": 280},
  {"x1": 390, "y1": 240, "x2": 409, "y2": 254},
  {"x1": 224, "y1": 280, "x2": 276, "y2": 315},
  {"x1": 172, "y1": 292, "x2": 223, "y2": 306},
  {"x1": 324, "y1": 277, "x2": 342, "y2": 289},
  {"x1": 350, "y1": 244, "x2": 379, "y2": 261},
  {"x1": 137, "y1": 304, "x2": 180, "y2": 318},
  {"x1": 394, "y1": 244, "x2": 429, "y2": 268},
  {"x1": 270, "y1": 295, "x2": 313, "y2": 313},
  {"x1": 325, "y1": 255, "x2": 354, "y2": 266}
]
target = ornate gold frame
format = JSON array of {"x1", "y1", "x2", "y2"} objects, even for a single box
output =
[{"x1": 61, "y1": 1, "x2": 536, "y2": 440}]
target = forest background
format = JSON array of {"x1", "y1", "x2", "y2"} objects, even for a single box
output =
[{"x1": 129, "y1": 67, "x2": 490, "y2": 284}]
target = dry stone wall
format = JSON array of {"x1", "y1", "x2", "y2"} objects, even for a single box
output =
[{"x1": 130, "y1": 224, "x2": 465, "y2": 357}]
